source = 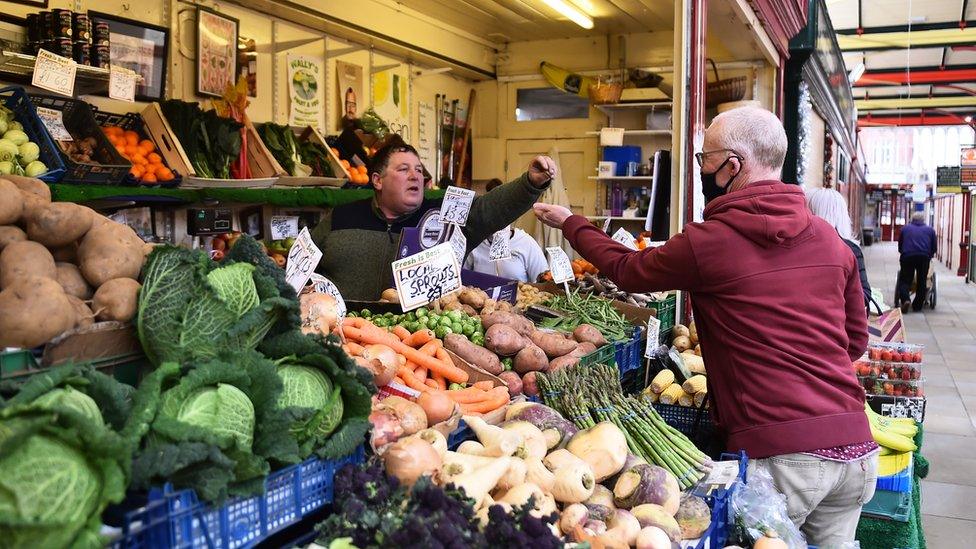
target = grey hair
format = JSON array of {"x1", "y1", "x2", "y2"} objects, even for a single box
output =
[
  {"x1": 711, "y1": 106, "x2": 788, "y2": 171},
  {"x1": 806, "y1": 187, "x2": 854, "y2": 241},
  {"x1": 911, "y1": 211, "x2": 925, "y2": 222}
]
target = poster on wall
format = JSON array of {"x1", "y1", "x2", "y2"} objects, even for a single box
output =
[
  {"x1": 372, "y1": 66, "x2": 410, "y2": 138},
  {"x1": 237, "y1": 37, "x2": 257, "y2": 98},
  {"x1": 417, "y1": 101, "x2": 435, "y2": 170},
  {"x1": 196, "y1": 7, "x2": 239, "y2": 97},
  {"x1": 288, "y1": 54, "x2": 324, "y2": 129},
  {"x1": 90, "y1": 12, "x2": 169, "y2": 101},
  {"x1": 335, "y1": 60, "x2": 364, "y2": 131}
]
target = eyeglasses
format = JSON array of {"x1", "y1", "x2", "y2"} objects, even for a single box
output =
[{"x1": 695, "y1": 148, "x2": 742, "y2": 167}]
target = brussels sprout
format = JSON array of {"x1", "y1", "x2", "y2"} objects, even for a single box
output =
[
  {"x1": 18, "y1": 141, "x2": 39, "y2": 166},
  {"x1": 24, "y1": 160, "x2": 47, "y2": 177},
  {"x1": 0, "y1": 160, "x2": 13, "y2": 175},
  {"x1": 3, "y1": 129, "x2": 28, "y2": 146},
  {"x1": 0, "y1": 139, "x2": 16, "y2": 162}
]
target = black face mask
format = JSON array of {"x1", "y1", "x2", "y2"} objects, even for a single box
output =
[{"x1": 701, "y1": 157, "x2": 740, "y2": 205}]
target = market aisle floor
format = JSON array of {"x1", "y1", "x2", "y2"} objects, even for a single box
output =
[{"x1": 863, "y1": 242, "x2": 976, "y2": 547}]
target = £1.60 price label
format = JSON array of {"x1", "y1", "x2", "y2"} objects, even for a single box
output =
[
  {"x1": 546, "y1": 247, "x2": 574, "y2": 284},
  {"x1": 109, "y1": 69, "x2": 137, "y2": 102},
  {"x1": 611, "y1": 227, "x2": 638, "y2": 250},
  {"x1": 489, "y1": 228, "x2": 511, "y2": 261},
  {"x1": 32, "y1": 49, "x2": 77, "y2": 97},
  {"x1": 308, "y1": 273, "x2": 347, "y2": 320},
  {"x1": 392, "y1": 243, "x2": 462, "y2": 311},
  {"x1": 285, "y1": 227, "x2": 323, "y2": 292},
  {"x1": 439, "y1": 186, "x2": 476, "y2": 226}
]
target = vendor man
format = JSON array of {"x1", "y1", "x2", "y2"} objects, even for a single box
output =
[{"x1": 312, "y1": 143, "x2": 555, "y2": 300}]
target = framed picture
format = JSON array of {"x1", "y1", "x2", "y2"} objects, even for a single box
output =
[
  {"x1": 89, "y1": 12, "x2": 169, "y2": 102},
  {"x1": 196, "y1": 7, "x2": 239, "y2": 98},
  {"x1": 3, "y1": 0, "x2": 47, "y2": 8}
]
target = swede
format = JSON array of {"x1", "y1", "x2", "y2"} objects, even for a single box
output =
[{"x1": 567, "y1": 421, "x2": 629, "y2": 482}]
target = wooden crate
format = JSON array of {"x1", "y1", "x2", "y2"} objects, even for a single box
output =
[
  {"x1": 141, "y1": 102, "x2": 195, "y2": 177},
  {"x1": 301, "y1": 126, "x2": 352, "y2": 180}
]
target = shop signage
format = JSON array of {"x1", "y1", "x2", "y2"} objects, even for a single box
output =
[
  {"x1": 439, "y1": 186, "x2": 476, "y2": 226},
  {"x1": 546, "y1": 247, "x2": 574, "y2": 284},
  {"x1": 937, "y1": 166, "x2": 963, "y2": 193},
  {"x1": 611, "y1": 227, "x2": 638, "y2": 250},
  {"x1": 32, "y1": 49, "x2": 76, "y2": 97},
  {"x1": 392, "y1": 243, "x2": 462, "y2": 311},
  {"x1": 109, "y1": 69, "x2": 137, "y2": 102},
  {"x1": 447, "y1": 225, "x2": 467, "y2": 266},
  {"x1": 284, "y1": 227, "x2": 322, "y2": 292},
  {"x1": 644, "y1": 316, "x2": 661, "y2": 359},
  {"x1": 308, "y1": 273, "x2": 347, "y2": 321},
  {"x1": 961, "y1": 148, "x2": 976, "y2": 166},
  {"x1": 35, "y1": 107, "x2": 72, "y2": 141},
  {"x1": 288, "y1": 54, "x2": 324, "y2": 129},
  {"x1": 961, "y1": 167, "x2": 976, "y2": 190},
  {"x1": 269, "y1": 216, "x2": 300, "y2": 240}
]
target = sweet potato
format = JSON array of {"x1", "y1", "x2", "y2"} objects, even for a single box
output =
[
  {"x1": 548, "y1": 354, "x2": 581, "y2": 372},
  {"x1": 485, "y1": 324, "x2": 527, "y2": 356},
  {"x1": 570, "y1": 342, "x2": 598, "y2": 358},
  {"x1": 77, "y1": 221, "x2": 145, "y2": 286},
  {"x1": 4, "y1": 175, "x2": 51, "y2": 201},
  {"x1": 0, "y1": 276, "x2": 74, "y2": 348},
  {"x1": 66, "y1": 294, "x2": 94, "y2": 329},
  {"x1": 514, "y1": 344, "x2": 548, "y2": 375},
  {"x1": 573, "y1": 324, "x2": 607, "y2": 347},
  {"x1": 0, "y1": 179, "x2": 24, "y2": 225},
  {"x1": 530, "y1": 330, "x2": 579, "y2": 358},
  {"x1": 498, "y1": 371, "x2": 523, "y2": 396},
  {"x1": 444, "y1": 333, "x2": 502, "y2": 374},
  {"x1": 0, "y1": 225, "x2": 27, "y2": 251},
  {"x1": 522, "y1": 371, "x2": 540, "y2": 397},
  {"x1": 55, "y1": 262, "x2": 93, "y2": 299},
  {"x1": 0, "y1": 240, "x2": 56, "y2": 289},
  {"x1": 481, "y1": 311, "x2": 535, "y2": 336},
  {"x1": 26, "y1": 202, "x2": 94, "y2": 247},
  {"x1": 92, "y1": 277, "x2": 141, "y2": 322}
]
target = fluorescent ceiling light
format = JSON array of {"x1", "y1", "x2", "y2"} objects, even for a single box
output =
[
  {"x1": 541, "y1": 0, "x2": 594, "y2": 29},
  {"x1": 848, "y1": 62, "x2": 865, "y2": 84},
  {"x1": 966, "y1": 116, "x2": 972, "y2": 123}
]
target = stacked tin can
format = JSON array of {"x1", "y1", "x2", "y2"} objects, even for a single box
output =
[
  {"x1": 72, "y1": 12, "x2": 92, "y2": 66},
  {"x1": 23, "y1": 10, "x2": 106, "y2": 67},
  {"x1": 92, "y1": 18, "x2": 110, "y2": 68}
]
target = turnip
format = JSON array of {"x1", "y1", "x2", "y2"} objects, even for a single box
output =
[
  {"x1": 550, "y1": 459, "x2": 595, "y2": 503},
  {"x1": 559, "y1": 503, "x2": 589, "y2": 535},
  {"x1": 567, "y1": 421, "x2": 629, "y2": 482},
  {"x1": 605, "y1": 509, "x2": 642, "y2": 546},
  {"x1": 504, "y1": 401, "x2": 579, "y2": 449},
  {"x1": 613, "y1": 463, "x2": 680, "y2": 512},
  {"x1": 632, "y1": 503, "x2": 682, "y2": 542},
  {"x1": 635, "y1": 526, "x2": 672, "y2": 549}
]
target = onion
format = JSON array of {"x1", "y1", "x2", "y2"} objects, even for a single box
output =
[
  {"x1": 380, "y1": 395, "x2": 428, "y2": 435},
  {"x1": 355, "y1": 355, "x2": 395, "y2": 387},
  {"x1": 417, "y1": 391, "x2": 455, "y2": 425},
  {"x1": 362, "y1": 344, "x2": 398, "y2": 371},
  {"x1": 382, "y1": 436, "x2": 442, "y2": 486},
  {"x1": 299, "y1": 292, "x2": 339, "y2": 335}
]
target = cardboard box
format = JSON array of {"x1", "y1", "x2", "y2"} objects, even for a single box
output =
[
  {"x1": 446, "y1": 349, "x2": 505, "y2": 389},
  {"x1": 40, "y1": 321, "x2": 144, "y2": 367},
  {"x1": 461, "y1": 270, "x2": 518, "y2": 304},
  {"x1": 529, "y1": 282, "x2": 656, "y2": 327}
]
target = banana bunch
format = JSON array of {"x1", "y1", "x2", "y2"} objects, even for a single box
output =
[{"x1": 865, "y1": 403, "x2": 918, "y2": 453}]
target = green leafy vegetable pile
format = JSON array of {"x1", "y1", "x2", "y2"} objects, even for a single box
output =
[
  {"x1": 160, "y1": 100, "x2": 242, "y2": 179},
  {"x1": 257, "y1": 123, "x2": 312, "y2": 177},
  {"x1": 299, "y1": 140, "x2": 335, "y2": 177}
]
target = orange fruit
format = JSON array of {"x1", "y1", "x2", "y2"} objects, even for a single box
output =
[
  {"x1": 157, "y1": 167, "x2": 174, "y2": 181},
  {"x1": 148, "y1": 153, "x2": 162, "y2": 164},
  {"x1": 131, "y1": 154, "x2": 146, "y2": 165},
  {"x1": 143, "y1": 163, "x2": 157, "y2": 176},
  {"x1": 139, "y1": 139, "x2": 155, "y2": 152},
  {"x1": 124, "y1": 131, "x2": 139, "y2": 145},
  {"x1": 115, "y1": 145, "x2": 127, "y2": 156},
  {"x1": 142, "y1": 173, "x2": 157, "y2": 183},
  {"x1": 130, "y1": 165, "x2": 145, "y2": 178},
  {"x1": 357, "y1": 165, "x2": 367, "y2": 174}
]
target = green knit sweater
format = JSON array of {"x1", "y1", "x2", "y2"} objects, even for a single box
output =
[{"x1": 311, "y1": 173, "x2": 547, "y2": 301}]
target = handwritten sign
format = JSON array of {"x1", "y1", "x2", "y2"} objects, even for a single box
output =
[
  {"x1": 109, "y1": 69, "x2": 137, "y2": 102},
  {"x1": 644, "y1": 316, "x2": 661, "y2": 358},
  {"x1": 489, "y1": 228, "x2": 511, "y2": 261},
  {"x1": 611, "y1": 227, "x2": 638, "y2": 250},
  {"x1": 448, "y1": 225, "x2": 467, "y2": 266},
  {"x1": 32, "y1": 49, "x2": 77, "y2": 97},
  {"x1": 439, "y1": 186, "x2": 476, "y2": 226},
  {"x1": 392, "y1": 243, "x2": 462, "y2": 311},
  {"x1": 602, "y1": 217, "x2": 612, "y2": 232},
  {"x1": 546, "y1": 246, "x2": 574, "y2": 284},
  {"x1": 309, "y1": 273, "x2": 347, "y2": 320},
  {"x1": 269, "y1": 216, "x2": 299, "y2": 241},
  {"x1": 285, "y1": 227, "x2": 323, "y2": 292},
  {"x1": 35, "y1": 107, "x2": 73, "y2": 141}
]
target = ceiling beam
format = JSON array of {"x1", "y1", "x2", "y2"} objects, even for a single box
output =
[
  {"x1": 836, "y1": 20, "x2": 976, "y2": 35},
  {"x1": 858, "y1": 114, "x2": 969, "y2": 127},
  {"x1": 854, "y1": 66, "x2": 976, "y2": 86},
  {"x1": 856, "y1": 95, "x2": 976, "y2": 110},
  {"x1": 837, "y1": 28, "x2": 976, "y2": 52}
]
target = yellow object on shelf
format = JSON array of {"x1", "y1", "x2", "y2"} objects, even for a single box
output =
[
  {"x1": 682, "y1": 374, "x2": 707, "y2": 394},
  {"x1": 659, "y1": 383, "x2": 683, "y2": 405},
  {"x1": 651, "y1": 369, "x2": 675, "y2": 393}
]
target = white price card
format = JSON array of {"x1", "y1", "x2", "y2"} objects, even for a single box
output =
[
  {"x1": 448, "y1": 225, "x2": 467, "y2": 266},
  {"x1": 392, "y1": 242, "x2": 462, "y2": 311},
  {"x1": 489, "y1": 228, "x2": 511, "y2": 261},
  {"x1": 546, "y1": 246, "x2": 574, "y2": 284},
  {"x1": 439, "y1": 186, "x2": 476, "y2": 226},
  {"x1": 108, "y1": 69, "x2": 137, "y2": 102},
  {"x1": 269, "y1": 216, "x2": 300, "y2": 240},
  {"x1": 32, "y1": 49, "x2": 77, "y2": 97},
  {"x1": 611, "y1": 227, "x2": 638, "y2": 250},
  {"x1": 35, "y1": 106, "x2": 72, "y2": 141},
  {"x1": 602, "y1": 217, "x2": 612, "y2": 232},
  {"x1": 308, "y1": 273, "x2": 347, "y2": 320},
  {"x1": 285, "y1": 227, "x2": 323, "y2": 292},
  {"x1": 644, "y1": 316, "x2": 661, "y2": 358}
]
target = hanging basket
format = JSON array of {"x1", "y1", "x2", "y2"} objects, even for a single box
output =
[
  {"x1": 589, "y1": 78, "x2": 623, "y2": 105},
  {"x1": 705, "y1": 59, "x2": 746, "y2": 108}
]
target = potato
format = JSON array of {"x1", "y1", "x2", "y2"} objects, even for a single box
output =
[
  {"x1": 495, "y1": 301, "x2": 514, "y2": 313},
  {"x1": 672, "y1": 324, "x2": 690, "y2": 339},
  {"x1": 0, "y1": 276, "x2": 74, "y2": 348},
  {"x1": 18, "y1": 189, "x2": 48, "y2": 219},
  {"x1": 77, "y1": 221, "x2": 145, "y2": 286},
  {"x1": 514, "y1": 344, "x2": 548, "y2": 375},
  {"x1": 672, "y1": 335, "x2": 692, "y2": 353},
  {"x1": 481, "y1": 311, "x2": 535, "y2": 337},
  {"x1": 92, "y1": 277, "x2": 141, "y2": 322},
  {"x1": 0, "y1": 225, "x2": 27, "y2": 251},
  {"x1": 573, "y1": 324, "x2": 607, "y2": 347},
  {"x1": 498, "y1": 371, "x2": 523, "y2": 396},
  {"x1": 0, "y1": 240, "x2": 56, "y2": 289},
  {"x1": 443, "y1": 333, "x2": 502, "y2": 374},
  {"x1": 530, "y1": 330, "x2": 579, "y2": 358},
  {"x1": 548, "y1": 354, "x2": 581, "y2": 372},
  {"x1": 458, "y1": 287, "x2": 487, "y2": 310},
  {"x1": 0, "y1": 179, "x2": 24, "y2": 224},
  {"x1": 4, "y1": 175, "x2": 51, "y2": 201},
  {"x1": 66, "y1": 294, "x2": 94, "y2": 329},
  {"x1": 26, "y1": 202, "x2": 94, "y2": 247},
  {"x1": 50, "y1": 242, "x2": 79, "y2": 263},
  {"x1": 460, "y1": 304, "x2": 478, "y2": 316},
  {"x1": 485, "y1": 324, "x2": 527, "y2": 356},
  {"x1": 522, "y1": 371, "x2": 540, "y2": 397},
  {"x1": 55, "y1": 262, "x2": 92, "y2": 299}
]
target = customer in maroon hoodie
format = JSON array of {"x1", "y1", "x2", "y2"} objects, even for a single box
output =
[{"x1": 534, "y1": 107, "x2": 876, "y2": 546}]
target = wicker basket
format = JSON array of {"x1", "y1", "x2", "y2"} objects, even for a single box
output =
[
  {"x1": 705, "y1": 59, "x2": 746, "y2": 108},
  {"x1": 590, "y1": 79, "x2": 624, "y2": 105}
]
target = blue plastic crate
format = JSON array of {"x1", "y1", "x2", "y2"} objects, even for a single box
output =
[
  {"x1": 90, "y1": 109, "x2": 183, "y2": 188},
  {"x1": 614, "y1": 326, "x2": 644, "y2": 375},
  {"x1": 692, "y1": 451, "x2": 748, "y2": 549},
  {"x1": 447, "y1": 420, "x2": 473, "y2": 450},
  {"x1": 0, "y1": 86, "x2": 66, "y2": 183},
  {"x1": 109, "y1": 446, "x2": 365, "y2": 549},
  {"x1": 876, "y1": 454, "x2": 913, "y2": 493}
]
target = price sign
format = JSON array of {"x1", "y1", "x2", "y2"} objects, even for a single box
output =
[
  {"x1": 392, "y1": 242, "x2": 462, "y2": 311},
  {"x1": 439, "y1": 186, "x2": 476, "y2": 226},
  {"x1": 448, "y1": 225, "x2": 467, "y2": 266},
  {"x1": 35, "y1": 107, "x2": 72, "y2": 141},
  {"x1": 489, "y1": 228, "x2": 511, "y2": 261},
  {"x1": 32, "y1": 49, "x2": 77, "y2": 97},
  {"x1": 285, "y1": 227, "x2": 323, "y2": 292},
  {"x1": 269, "y1": 216, "x2": 300, "y2": 240},
  {"x1": 546, "y1": 246, "x2": 574, "y2": 284},
  {"x1": 602, "y1": 217, "x2": 612, "y2": 232},
  {"x1": 644, "y1": 316, "x2": 661, "y2": 358},
  {"x1": 308, "y1": 273, "x2": 347, "y2": 320},
  {"x1": 611, "y1": 227, "x2": 638, "y2": 250},
  {"x1": 109, "y1": 69, "x2": 137, "y2": 102}
]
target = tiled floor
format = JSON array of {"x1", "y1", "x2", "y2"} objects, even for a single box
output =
[{"x1": 862, "y1": 242, "x2": 976, "y2": 547}]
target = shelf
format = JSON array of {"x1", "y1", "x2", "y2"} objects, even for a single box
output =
[
  {"x1": 586, "y1": 216, "x2": 647, "y2": 221},
  {"x1": 585, "y1": 129, "x2": 671, "y2": 136},
  {"x1": 595, "y1": 102, "x2": 672, "y2": 114},
  {"x1": 0, "y1": 50, "x2": 143, "y2": 96},
  {"x1": 588, "y1": 176, "x2": 653, "y2": 181}
]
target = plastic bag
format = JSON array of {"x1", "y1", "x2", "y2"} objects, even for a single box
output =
[{"x1": 727, "y1": 465, "x2": 807, "y2": 548}]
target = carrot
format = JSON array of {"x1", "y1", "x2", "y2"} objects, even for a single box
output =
[
  {"x1": 393, "y1": 375, "x2": 406, "y2": 385},
  {"x1": 397, "y1": 365, "x2": 430, "y2": 393},
  {"x1": 344, "y1": 342, "x2": 366, "y2": 356},
  {"x1": 446, "y1": 387, "x2": 493, "y2": 404},
  {"x1": 460, "y1": 387, "x2": 510, "y2": 414},
  {"x1": 425, "y1": 379, "x2": 440, "y2": 389},
  {"x1": 413, "y1": 364, "x2": 428, "y2": 382},
  {"x1": 343, "y1": 316, "x2": 367, "y2": 329},
  {"x1": 351, "y1": 327, "x2": 469, "y2": 383},
  {"x1": 404, "y1": 329, "x2": 435, "y2": 348},
  {"x1": 473, "y1": 380, "x2": 495, "y2": 391},
  {"x1": 392, "y1": 325, "x2": 411, "y2": 341},
  {"x1": 419, "y1": 340, "x2": 440, "y2": 356},
  {"x1": 433, "y1": 372, "x2": 447, "y2": 391}
]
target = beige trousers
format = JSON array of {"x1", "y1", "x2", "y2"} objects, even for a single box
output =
[{"x1": 749, "y1": 452, "x2": 879, "y2": 548}]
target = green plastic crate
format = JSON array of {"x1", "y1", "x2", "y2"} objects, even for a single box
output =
[
  {"x1": 0, "y1": 350, "x2": 39, "y2": 377},
  {"x1": 579, "y1": 343, "x2": 616, "y2": 367},
  {"x1": 0, "y1": 352, "x2": 148, "y2": 385},
  {"x1": 861, "y1": 487, "x2": 912, "y2": 522},
  {"x1": 649, "y1": 293, "x2": 677, "y2": 344}
]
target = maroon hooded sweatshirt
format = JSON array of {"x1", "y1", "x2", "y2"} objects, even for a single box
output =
[{"x1": 562, "y1": 181, "x2": 872, "y2": 458}]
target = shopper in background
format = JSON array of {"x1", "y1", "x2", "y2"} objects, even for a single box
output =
[
  {"x1": 895, "y1": 211, "x2": 937, "y2": 313},
  {"x1": 464, "y1": 178, "x2": 548, "y2": 282},
  {"x1": 534, "y1": 106, "x2": 875, "y2": 547},
  {"x1": 312, "y1": 143, "x2": 555, "y2": 300},
  {"x1": 806, "y1": 187, "x2": 871, "y2": 307}
]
